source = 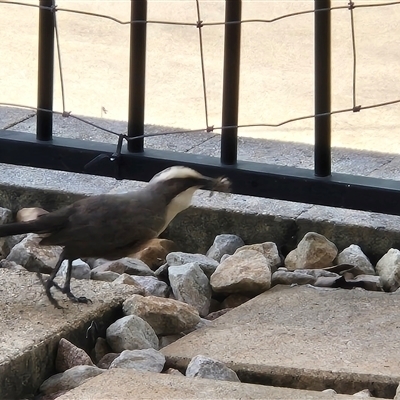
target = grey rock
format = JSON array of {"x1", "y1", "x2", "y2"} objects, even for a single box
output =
[
  {"x1": 90, "y1": 270, "x2": 120, "y2": 282},
  {"x1": 6, "y1": 233, "x2": 62, "y2": 274},
  {"x1": 154, "y1": 262, "x2": 169, "y2": 277},
  {"x1": 120, "y1": 258, "x2": 156, "y2": 276},
  {"x1": 92, "y1": 337, "x2": 112, "y2": 364},
  {"x1": 296, "y1": 269, "x2": 340, "y2": 278},
  {"x1": 0, "y1": 233, "x2": 27, "y2": 258},
  {"x1": 166, "y1": 252, "x2": 219, "y2": 278},
  {"x1": 314, "y1": 276, "x2": 341, "y2": 287},
  {"x1": 272, "y1": 270, "x2": 316, "y2": 286},
  {"x1": 221, "y1": 294, "x2": 251, "y2": 309},
  {"x1": 39, "y1": 365, "x2": 104, "y2": 395},
  {"x1": 210, "y1": 249, "x2": 271, "y2": 295},
  {"x1": 285, "y1": 232, "x2": 338, "y2": 270},
  {"x1": 97, "y1": 353, "x2": 120, "y2": 369},
  {"x1": 186, "y1": 355, "x2": 240, "y2": 382},
  {"x1": 0, "y1": 259, "x2": 25, "y2": 271},
  {"x1": 206, "y1": 234, "x2": 245, "y2": 262},
  {"x1": 220, "y1": 254, "x2": 231, "y2": 263},
  {"x1": 93, "y1": 257, "x2": 154, "y2": 276},
  {"x1": 109, "y1": 348, "x2": 165, "y2": 372},
  {"x1": 169, "y1": 263, "x2": 212, "y2": 317},
  {"x1": 106, "y1": 315, "x2": 159, "y2": 352},
  {"x1": 129, "y1": 275, "x2": 169, "y2": 297},
  {"x1": 123, "y1": 294, "x2": 200, "y2": 335},
  {"x1": 55, "y1": 338, "x2": 94, "y2": 373},
  {"x1": 336, "y1": 245, "x2": 375, "y2": 275},
  {"x1": 58, "y1": 259, "x2": 90, "y2": 280},
  {"x1": 376, "y1": 248, "x2": 400, "y2": 292},
  {"x1": 394, "y1": 383, "x2": 400, "y2": 400}
]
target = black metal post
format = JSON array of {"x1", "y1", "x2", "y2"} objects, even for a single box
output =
[
  {"x1": 127, "y1": 0, "x2": 147, "y2": 153},
  {"x1": 221, "y1": 0, "x2": 241, "y2": 165},
  {"x1": 314, "y1": 0, "x2": 331, "y2": 177},
  {"x1": 37, "y1": 0, "x2": 55, "y2": 141}
]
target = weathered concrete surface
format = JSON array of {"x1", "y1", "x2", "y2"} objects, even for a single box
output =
[
  {"x1": 0, "y1": 269, "x2": 140, "y2": 399},
  {"x1": 56, "y1": 369, "x2": 359, "y2": 400},
  {"x1": 162, "y1": 285, "x2": 400, "y2": 398}
]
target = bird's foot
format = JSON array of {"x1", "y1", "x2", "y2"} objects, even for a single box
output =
[
  {"x1": 36, "y1": 273, "x2": 64, "y2": 309},
  {"x1": 64, "y1": 290, "x2": 92, "y2": 304}
]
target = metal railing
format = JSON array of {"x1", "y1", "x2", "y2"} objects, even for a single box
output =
[{"x1": 1, "y1": 0, "x2": 400, "y2": 215}]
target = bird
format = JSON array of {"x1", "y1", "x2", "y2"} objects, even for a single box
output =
[{"x1": 0, "y1": 166, "x2": 230, "y2": 308}]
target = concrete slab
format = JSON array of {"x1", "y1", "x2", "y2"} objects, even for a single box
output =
[
  {"x1": 162, "y1": 285, "x2": 400, "y2": 398},
  {"x1": 0, "y1": 269, "x2": 140, "y2": 399},
  {"x1": 56, "y1": 369, "x2": 360, "y2": 400}
]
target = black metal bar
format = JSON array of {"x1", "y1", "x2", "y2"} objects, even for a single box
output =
[
  {"x1": 221, "y1": 0, "x2": 242, "y2": 165},
  {"x1": 36, "y1": 0, "x2": 55, "y2": 141},
  {"x1": 314, "y1": 0, "x2": 331, "y2": 177},
  {"x1": 2, "y1": 130, "x2": 400, "y2": 216},
  {"x1": 127, "y1": 0, "x2": 147, "y2": 153}
]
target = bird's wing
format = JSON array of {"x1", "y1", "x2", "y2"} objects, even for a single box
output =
[{"x1": 40, "y1": 193, "x2": 166, "y2": 257}]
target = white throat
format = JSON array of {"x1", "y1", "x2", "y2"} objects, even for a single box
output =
[{"x1": 158, "y1": 186, "x2": 199, "y2": 234}]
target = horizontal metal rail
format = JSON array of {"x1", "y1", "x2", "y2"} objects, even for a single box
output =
[{"x1": 1, "y1": 130, "x2": 400, "y2": 216}]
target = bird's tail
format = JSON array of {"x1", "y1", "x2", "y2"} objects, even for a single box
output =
[{"x1": 0, "y1": 213, "x2": 67, "y2": 237}]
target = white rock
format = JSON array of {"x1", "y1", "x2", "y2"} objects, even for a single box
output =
[
  {"x1": 337, "y1": 245, "x2": 375, "y2": 275},
  {"x1": 109, "y1": 348, "x2": 165, "y2": 372},
  {"x1": 376, "y1": 248, "x2": 400, "y2": 292},
  {"x1": 210, "y1": 249, "x2": 271, "y2": 295},
  {"x1": 58, "y1": 259, "x2": 91, "y2": 280},
  {"x1": 206, "y1": 234, "x2": 245, "y2": 262},
  {"x1": 285, "y1": 232, "x2": 337, "y2": 270},
  {"x1": 169, "y1": 263, "x2": 212, "y2": 317},
  {"x1": 186, "y1": 355, "x2": 240, "y2": 382},
  {"x1": 235, "y1": 242, "x2": 282, "y2": 272},
  {"x1": 352, "y1": 388, "x2": 372, "y2": 397},
  {"x1": 106, "y1": 315, "x2": 159, "y2": 352}
]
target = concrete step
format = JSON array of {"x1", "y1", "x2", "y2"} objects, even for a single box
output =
[
  {"x1": 161, "y1": 285, "x2": 400, "y2": 398},
  {"x1": 0, "y1": 269, "x2": 140, "y2": 399},
  {"x1": 56, "y1": 369, "x2": 361, "y2": 400}
]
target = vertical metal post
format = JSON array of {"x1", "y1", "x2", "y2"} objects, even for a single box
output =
[
  {"x1": 127, "y1": 0, "x2": 147, "y2": 153},
  {"x1": 37, "y1": 0, "x2": 54, "y2": 141},
  {"x1": 221, "y1": 0, "x2": 241, "y2": 165},
  {"x1": 314, "y1": 0, "x2": 331, "y2": 176}
]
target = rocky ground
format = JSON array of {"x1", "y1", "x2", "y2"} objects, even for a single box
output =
[{"x1": 2, "y1": 206, "x2": 400, "y2": 399}]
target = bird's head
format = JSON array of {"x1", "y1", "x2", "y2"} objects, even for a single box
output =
[{"x1": 148, "y1": 166, "x2": 231, "y2": 230}]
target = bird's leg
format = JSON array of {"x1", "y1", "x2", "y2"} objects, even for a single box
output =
[
  {"x1": 36, "y1": 252, "x2": 66, "y2": 309},
  {"x1": 60, "y1": 259, "x2": 92, "y2": 304}
]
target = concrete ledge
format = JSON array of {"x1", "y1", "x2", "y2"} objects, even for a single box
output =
[
  {"x1": 0, "y1": 269, "x2": 140, "y2": 399},
  {"x1": 56, "y1": 369, "x2": 362, "y2": 400}
]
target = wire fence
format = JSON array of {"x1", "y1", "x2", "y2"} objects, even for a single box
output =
[{"x1": 1, "y1": 0, "x2": 399, "y2": 147}]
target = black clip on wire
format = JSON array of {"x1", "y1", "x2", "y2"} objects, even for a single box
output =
[{"x1": 84, "y1": 134, "x2": 125, "y2": 180}]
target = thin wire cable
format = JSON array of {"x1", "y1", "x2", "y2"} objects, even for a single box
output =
[
  {"x1": 348, "y1": 1, "x2": 358, "y2": 110},
  {"x1": 195, "y1": 0, "x2": 210, "y2": 131},
  {"x1": 2, "y1": 99, "x2": 400, "y2": 142}
]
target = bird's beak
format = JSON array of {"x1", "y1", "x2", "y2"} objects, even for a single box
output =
[{"x1": 200, "y1": 176, "x2": 231, "y2": 193}]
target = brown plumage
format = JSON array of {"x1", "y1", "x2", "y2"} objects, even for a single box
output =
[{"x1": 0, "y1": 166, "x2": 230, "y2": 308}]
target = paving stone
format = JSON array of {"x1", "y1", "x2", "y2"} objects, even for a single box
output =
[
  {"x1": 162, "y1": 285, "x2": 400, "y2": 398},
  {"x1": 56, "y1": 369, "x2": 360, "y2": 400}
]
